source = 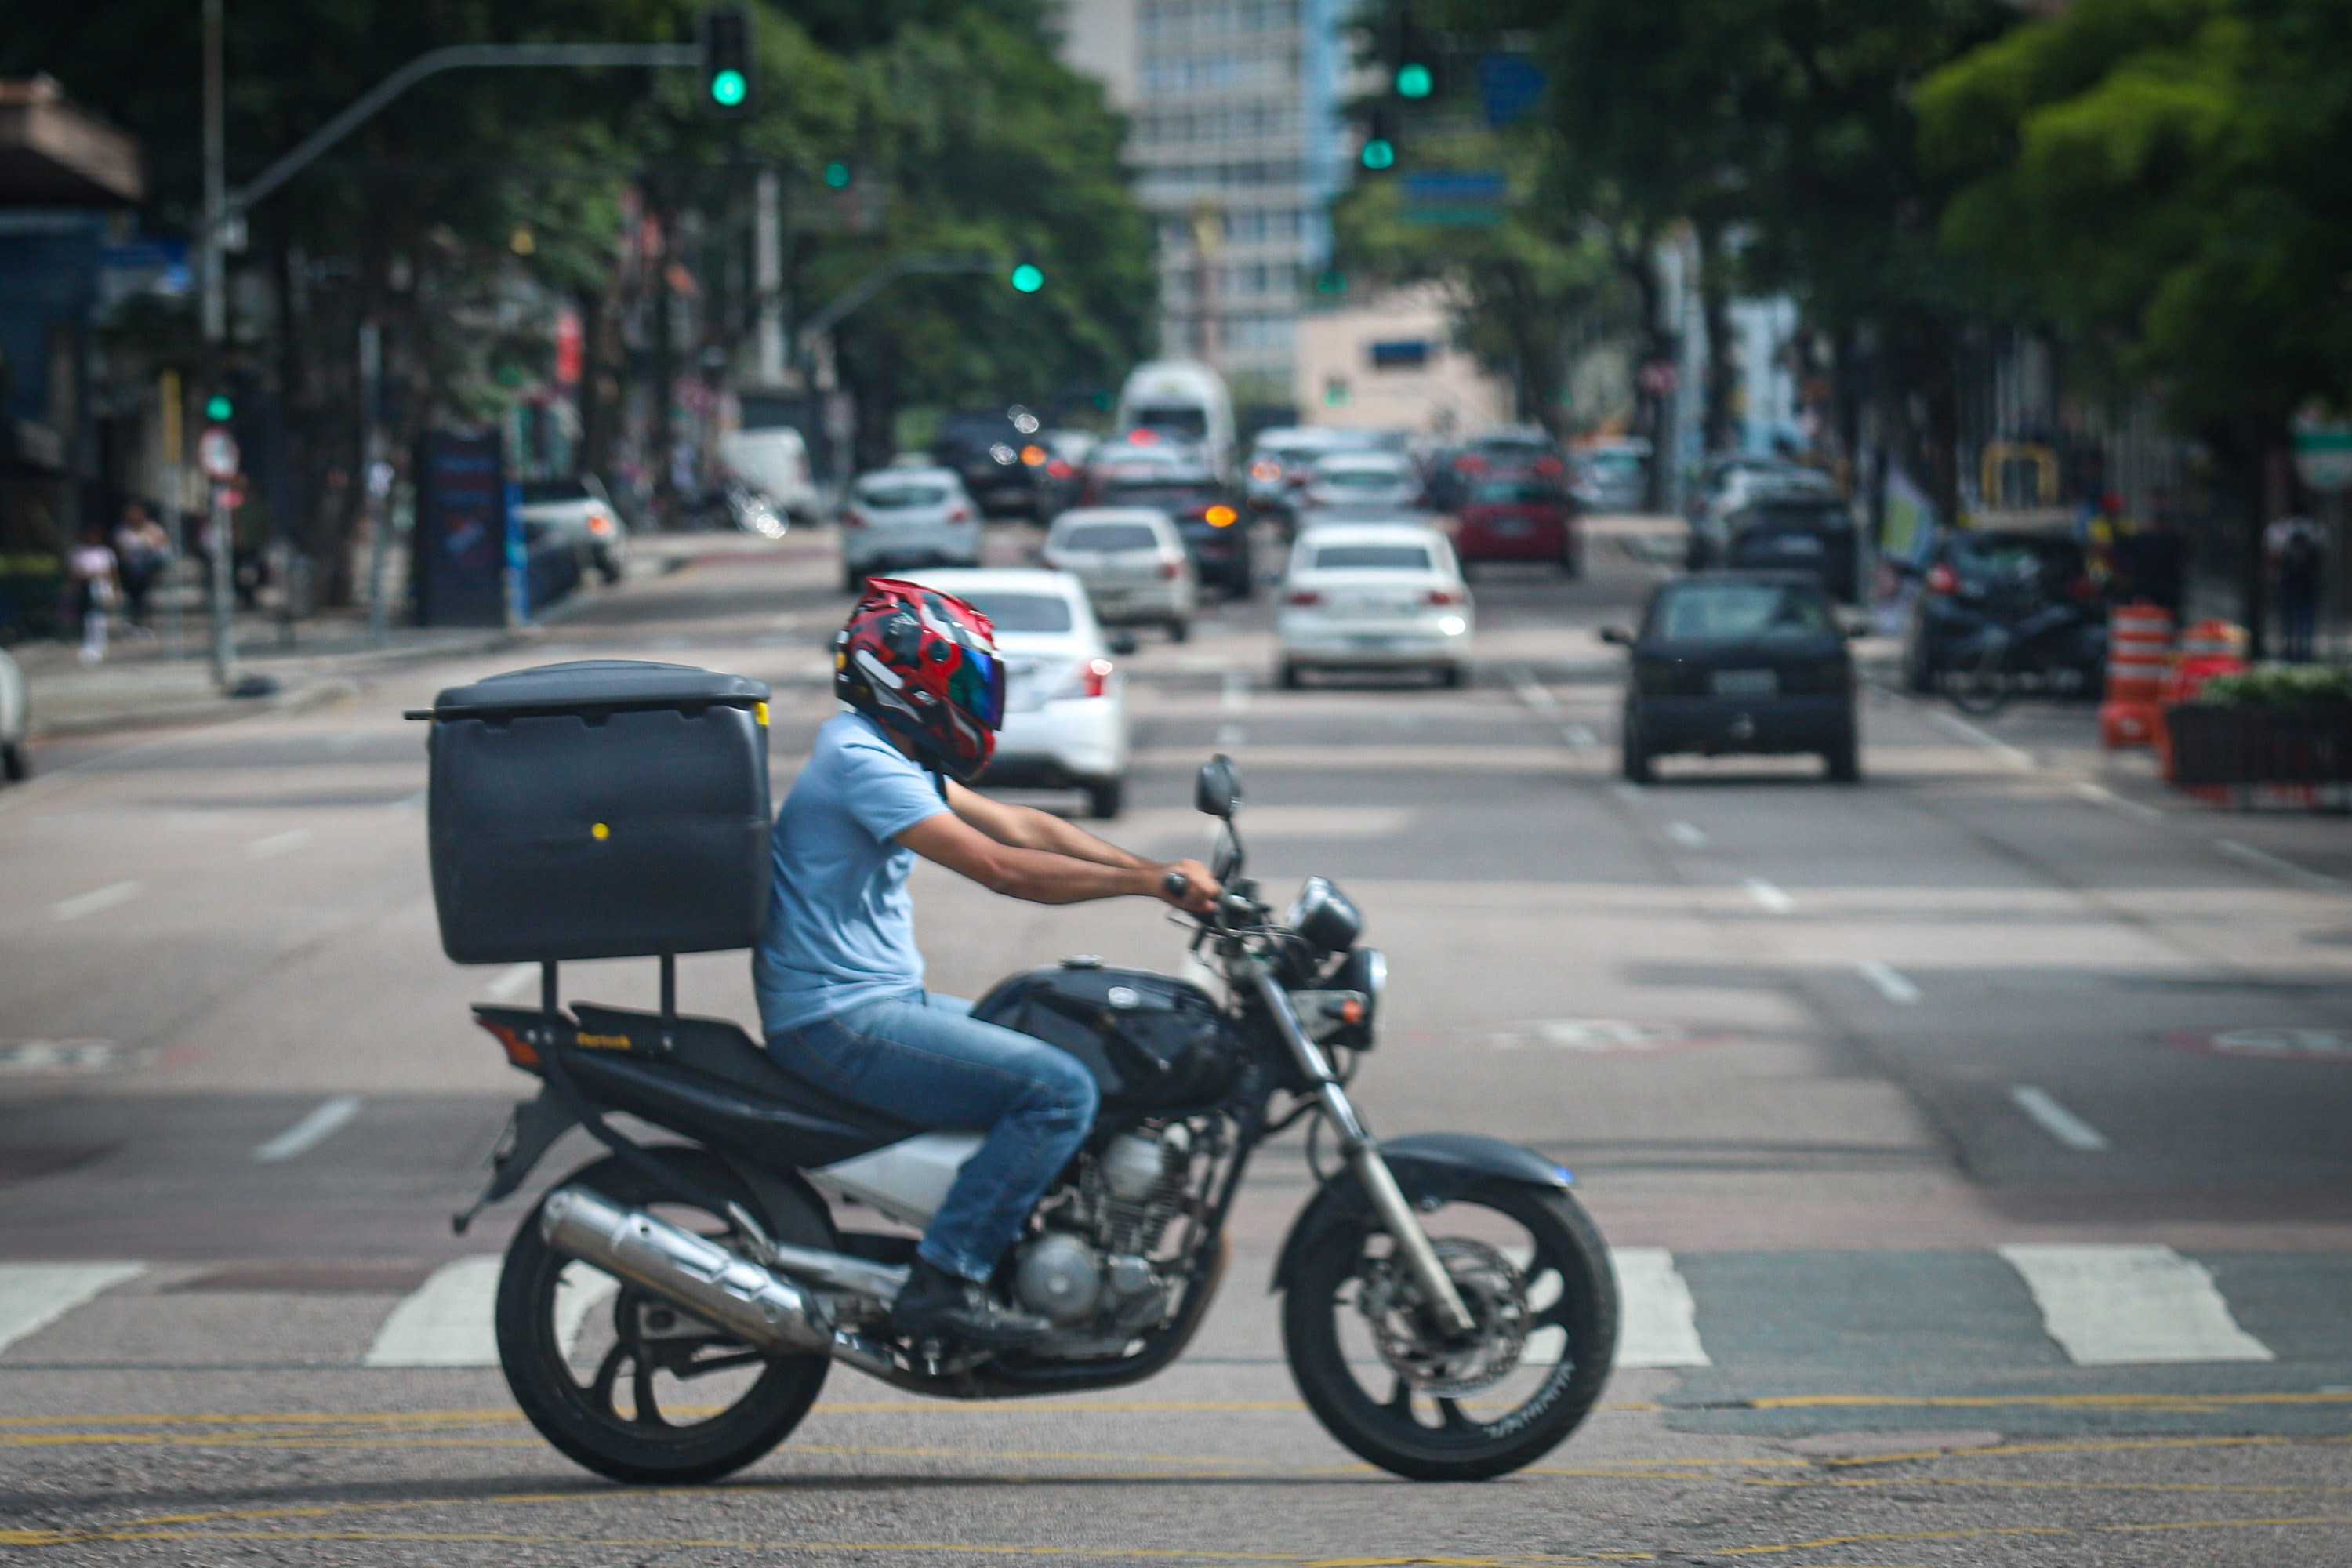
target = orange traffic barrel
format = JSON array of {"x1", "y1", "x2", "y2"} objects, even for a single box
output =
[{"x1": 2105, "y1": 602, "x2": 2173, "y2": 703}]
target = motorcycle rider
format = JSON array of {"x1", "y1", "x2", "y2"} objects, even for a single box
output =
[{"x1": 757, "y1": 579, "x2": 1221, "y2": 1347}]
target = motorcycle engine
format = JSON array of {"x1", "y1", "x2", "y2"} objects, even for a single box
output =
[{"x1": 1013, "y1": 1124, "x2": 1196, "y2": 1331}]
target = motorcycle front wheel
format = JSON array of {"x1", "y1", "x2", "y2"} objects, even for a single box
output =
[
  {"x1": 1283, "y1": 1180, "x2": 1617, "y2": 1481},
  {"x1": 495, "y1": 1148, "x2": 831, "y2": 1484}
]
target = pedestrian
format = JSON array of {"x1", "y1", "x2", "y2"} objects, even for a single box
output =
[
  {"x1": 67, "y1": 524, "x2": 121, "y2": 666},
  {"x1": 112, "y1": 500, "x2": 172, "y2": 633},
  {"x1": 2266, "y1": 513, "x2": 2325, "y2": 662}
]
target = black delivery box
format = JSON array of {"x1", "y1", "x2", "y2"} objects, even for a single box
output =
[{"x1": 419, "y1": 660, "x2": 771, "y2": 964}]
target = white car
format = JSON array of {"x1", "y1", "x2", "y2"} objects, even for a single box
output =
[
  {"x1": 1276, "y1": 522, "x2": 1475, "y2": 688},
  {"x1": 906, "y1": 568, "x2": 1132, "y2": 818},
  {"x1": 517, "y1": 475, "x2": 629, "y2": 583},
  {"x1": 840, "y1": 466, "x2": 982, "y2": 592},
  {"x1": 1040, "y1": 507, "x2": 1196, "y2": 640},
  {"x1": 1300, "y1": 451, "x2": 1425, "y2": 517},
  {"x1": 0, "y1": 645, "x2": 27, "y2": 782},
  {"x1": 719, "y1": 426, "x2": 820, "y2": 525}
]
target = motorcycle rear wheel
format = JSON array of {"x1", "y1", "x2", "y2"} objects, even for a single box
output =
[
  {"x1": 496, "y1": 1149, "x2": 831, "y2": 1484},
  {"x1": 1283, "y1": 1181, "x2": 1617, "y2": 1481}
]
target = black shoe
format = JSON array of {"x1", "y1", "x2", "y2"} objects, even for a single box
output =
[{"x1": 890, "y1": 1258, "x2": 1052, "y2": 1348}]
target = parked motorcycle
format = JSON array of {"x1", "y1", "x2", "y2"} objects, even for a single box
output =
[{"x1": 452, "y1": 754, "x2": 1619, "y2": 1484}]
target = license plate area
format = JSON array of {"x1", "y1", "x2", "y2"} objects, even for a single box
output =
[{"x1": 1711, "y1": 668, "x2": 1779, "y2": 697}]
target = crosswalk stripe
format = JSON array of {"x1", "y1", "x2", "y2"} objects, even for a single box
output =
[
  {"x1": 1610, "y1": 1247, "x2": 1711, "y2": 1368},
  {"x1": 1998, "y1": 1244, "x2": 2274, "y2": 1366},
  {"x1": 0, "y1": 1263, "x2": 146, "y2": 1354},
  {"x1": 361, "y1": 1257, "x2": 503, "y2": 1367}
]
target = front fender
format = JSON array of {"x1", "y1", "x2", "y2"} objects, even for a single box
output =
[{"x1": 1269, "y1": 1131, "x2": 1573, "y2": 1294}]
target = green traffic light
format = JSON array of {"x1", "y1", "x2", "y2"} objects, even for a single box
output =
[
  {"x1": 824, "y1": 161, "x2": 851, "y2": 190},
  {"x1": 205, "y1": 394, "x2": 233, "y2": 422},
  {"x1": 1396, "y1": 62, "x2": 1432, "y2": 99},
  {"x1": 1361, "y1": 138, "x2": 1396, "y2": 171},
  {"x1": 1010, "y1": 263, "x2": 1045, "y2": 294},
  {"x1": 710, "y1": 68, "x2": 746, "y2": 107}
]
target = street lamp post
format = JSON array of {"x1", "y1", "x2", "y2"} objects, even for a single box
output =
[{"x1": 200, "y1": 0, "x2": 237, "y2": 691}]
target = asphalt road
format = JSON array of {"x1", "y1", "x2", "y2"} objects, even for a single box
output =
[{"x1": 3, "y1": 517, "x2": 2350, "y2": 1566}]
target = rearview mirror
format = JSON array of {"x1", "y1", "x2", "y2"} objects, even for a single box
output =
[
  {"x1": 1599, "y1": 625, "x2": 1632, "y2": 645},
  {"x1": 1106, "y1": 630, "x2": 1139, "y2": 656},
  {"x1": 1195, "y1": 753, "x2": 1240, "y2": 818}
]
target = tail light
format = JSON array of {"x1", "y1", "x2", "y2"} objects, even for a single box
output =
[
  {"x1": 1926, "y1": 563, "x2": 1958, "y2": 595},
  {"x1": 1250, "y1": 459, "x2": 1283, "y2": 483},
  {"x1": 1456, "y1": 455, "x2": 1486, "y2": 474},
  {"x1": 840, "y1": 509, "x2": 865, "y2": 529},
  {"x1": 1158, "y1": 560, "x2": 1181, "y2": 579},
  {"x1": 949, "y1": 506, "x2": 974, "y2": 524},
  {"x1": 1047, "y1": 459, "x2": 1073, "y2": 480},
  {"x1": 1425, "y1": 589, "x2": 1467, "y2": 606},
  {"x1": 1534, "y1": 456, "x2": 1563, "y2": 477},
  {"x1": 1067, "y1": 657, "x2": 1114, "y2": 699},
  {"x1": 586, "y1": 509, "x2": 615, "y2": 537},
  {"x1": 474, "y1": 1014, "x2": 539, "y2": 1069},
  {"x1": 1284, "y1": 590, "x2": 1322, "y2": 607}
]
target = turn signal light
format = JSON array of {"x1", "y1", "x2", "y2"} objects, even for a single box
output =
[
  {"x1": 1926, "y1": 563, "x2": 1958, "y2": 595},
  {"x1": 474, "y1": 1015, "x2": 539, "y2": 1069},
  {"x1": 1205, "y1": 505, "x2": 1239, "y2": 528},
  {"x1": 1022, "y1": 445, "x2": 1047, "y2": 466}
]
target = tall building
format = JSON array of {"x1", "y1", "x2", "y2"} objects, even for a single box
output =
[{"x1": 1055, "y1": 0, "x2": 1348, "y2": 413}]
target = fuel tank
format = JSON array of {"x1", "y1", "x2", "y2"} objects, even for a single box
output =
[{"x1": 972, "y1": 962, "x2": 1242, "y2": 1114}]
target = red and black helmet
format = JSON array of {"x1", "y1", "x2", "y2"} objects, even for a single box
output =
[{"x1": 834, "y1": 579, "x2": 1007, "y2": 782}]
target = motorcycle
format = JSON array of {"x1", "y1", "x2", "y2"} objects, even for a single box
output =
[{"x1": 452, "y1": 754, "x2": 1619, "y2": 1483}]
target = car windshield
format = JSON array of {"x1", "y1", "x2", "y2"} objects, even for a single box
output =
[
  {"x1": 1653, "y1": 583, "x2": 1833, "y2": 641},
  {"x1": 858, "y1": 484, "x2": 949, "y2": 509},
  {"x1": 1950, "y1": 534, "x2": 2081, "y2": 580},
  {"x1": 1057, "y1": 523, "x2": 1160, "y2": 553},
  {"x1": 1320, "y1": 468, "x2": 1406, "y2": 490},
  {"x1": 519, "y1": 479, "x2": 590, "y2": 505},
  {"x1": 956, "y1": 593, "x2": 1075, "y2": 633},
  {"x1": 1472, "y1": 481, "x2": 1556, "y2": 504},
  {"x1": 1312, "y1": 544, "x2": 1433, "y2": 571},
  {"x1": 1739, "y1": 500, "x2": 1850, "y2": 533},
  {"x1": 1131, "y1": 407, "x2": 1208, "y2": 438}
]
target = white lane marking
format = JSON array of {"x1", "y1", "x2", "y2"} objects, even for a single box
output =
[
  {"x1": 1925, "y1": 709, "x2": 2034, "y2": 771},
  {"x1": 1508, "y1": 665, "x2": 1559, "y2": 713},
  {"x1": 2009, "y1": 1084, "x2": 2109, "y2": 1152},
  {"x1": 1743, "y1": 877, "x2": 1795, "y2": 913},
  {"x1": 0, "y1": 1264, "x2": 147, "y2": 1354},
  {"x1": 2216, "y1": 838, "x2": 2343, "y2": 892},
  {"x1": 388, "y1": 791, "x2": 426, "y2": 812},
  {"x1": 1221, "y1": 670, "x2": 1250, "y2": 713},
  {"x1": 1665, "y1": 821, "x2": 1707, "y2": 848},
  {"x1": 1215, "y1": 723, "x2": 1247, "y2": 747},
  {"x1": 253, "y1": 1096, "x2": 362, "y2": 1163},
  {"x1": 2070, "y1": 779, "x2": 2163, "y2": 823},
  {"x1": 244, "y1": 829, "x2": 314, "y2": 859},
  {"x1": 51, "y1": 881, "x2": 141, "y2": 922},
  {"x1": 484, "y1": 963, "x2": 541, "y2": 1003},
  {"x1": 554, "y1": 1267, "x2": 620, "y2": 1359},
  {"x1": 328, "y1": 731, "x2": 365, "y2": 753},
  {"x1": 363, "y1": 1256, "x2": 504, "y2": 1367},
  {"x1": 1998, "y1": 1244, "x2": 2273, "y2": 1365},
  {"x1": 1613, "y1": 782, "x2": 1645, "y2": 803},
  {"x1": 1855, "y1": 960, "x2": 1922, "y2": 1005},
  {"x1": 1610, "y1": 1247, "x2": 1711, "y2": 1368},
  {"x1": 1561, "y1": 724, "x2": 1599, "y2": 752}
]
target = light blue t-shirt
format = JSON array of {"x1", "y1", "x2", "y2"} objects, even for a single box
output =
[{"x1": 753, "y1": 712, "x2": 952, "y2": 1033}]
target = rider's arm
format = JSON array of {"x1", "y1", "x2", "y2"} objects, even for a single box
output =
[
  {"x1": 897, "y1": 809, "x2": 1218, "y2": 912},
  {"x1": 942, "y1": 779, "x2": 1151, "y2": 869}
]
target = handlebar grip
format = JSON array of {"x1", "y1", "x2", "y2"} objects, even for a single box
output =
[{"x1": 1162, "y1": 871, "x2": 1189, "y2": 901}]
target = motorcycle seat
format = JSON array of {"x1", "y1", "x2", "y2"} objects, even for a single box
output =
[{"x1": 562, "y1": 1002, "x2": 924, "y2": 1142}]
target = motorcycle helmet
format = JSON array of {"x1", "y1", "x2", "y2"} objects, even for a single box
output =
[{"x1": 834, "y1": 578, "x2": 1006, "y2": 782}]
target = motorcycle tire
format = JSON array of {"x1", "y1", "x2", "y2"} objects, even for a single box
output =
[
  {"x1": 1282, "y1": 1179, "x2": 1617, "y2": 1482},
  {"x1": 1947, "y1": 648, "x2": 2013, "y2": 717},
  {"x1": 496, "y1": 1148, "x2": 831, "y2": 1485}
]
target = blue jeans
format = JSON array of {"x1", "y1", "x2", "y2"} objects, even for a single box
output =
[{"x1": 767, "y1": 990, "x2": 1098, "y2": 1283}]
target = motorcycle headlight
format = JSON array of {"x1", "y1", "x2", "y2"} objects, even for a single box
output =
[{"x1": 1286, "y1": 875, "x2": 1363, "y2": 954}]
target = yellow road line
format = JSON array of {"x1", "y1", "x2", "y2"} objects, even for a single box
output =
[{"x1": 1746, "y1": 1390, "x2": 2352, "y2": 1410}]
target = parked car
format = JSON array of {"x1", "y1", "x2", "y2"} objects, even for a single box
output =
[
  {"x1": 1300, "y1": 451, "x2": 1425, "y2": 516},
  {"x1": 1570, "y1": 438, "x2": 1650, "y2": 514},
  {"x1": 1084, "y1": 447, "x2": 1252, "y2": 599},
  {"x1": 1454, "y1": 475, "x2": 1578, "y2": 575},
  {"x1": 838, "y1": 466, "x2": 982, "y2": 591},
  {"x1": 1277, "y1": 521, "x2": 1473, "y2": 688},
  {"x1": 717, "y1": 426, "x2": 820, "y2": 525},
  {"x1": 1041, "y1": 507, "x2": 1197, "y2": 641},
  {"x1": 1605, "y1": 571, "x2": 1859, "y2": 784},
  {"x1": 906, "y1": 567, "x2": 1131, "y2": 818},
  {"x1": 0, "y1": 644, "x2": 28, "y2": 782},
  {"x1": 517, "y1": 474, "x2": 629, "y2": 583},
  {"x1": 1903, "y1": 529, "x2": 2104, "y2": 694}
]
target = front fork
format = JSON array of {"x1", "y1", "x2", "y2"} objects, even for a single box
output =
[{"x1": 1250, "y1": 965, "x2": 1476, "y2": 1336}]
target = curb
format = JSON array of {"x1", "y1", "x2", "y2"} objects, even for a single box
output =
[{"x1": 27, "y1": 676, "x2": 365, "y2": 740}]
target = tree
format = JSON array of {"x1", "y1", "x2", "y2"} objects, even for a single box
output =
[{"x1": 1917, "y1": 0, "x2": 2352, "y2": 646}]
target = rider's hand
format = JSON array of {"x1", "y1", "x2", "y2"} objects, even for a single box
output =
[{"x1": 1156, "y1": 858, "x2": 1222, "y2": 915}]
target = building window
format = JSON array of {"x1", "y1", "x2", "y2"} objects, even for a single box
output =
[{"x1": 1370, "y1": 340, "x2": 1431, "y2": 370}]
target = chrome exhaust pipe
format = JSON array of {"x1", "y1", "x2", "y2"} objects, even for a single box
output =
[{"x1": 539, "y1": 1184, "x2": 832, "y2": 1356}]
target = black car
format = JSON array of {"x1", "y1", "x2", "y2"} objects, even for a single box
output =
[
  {"x1": 1716, "y1": 494, "x2": 1863, "y2": 602},
  {"x1": 1902, "y1": 530, "x2": 2103, "y2": 693},
  {"x1": 1088, "y1": 463, "x2": 1253, "y2": 599},
  {"x1": 1605, "y1": 572, "x2": 1859, "y2": 783},
  {"x1": 933, "y1": 408, "x2": 1048, "y2": 517}
]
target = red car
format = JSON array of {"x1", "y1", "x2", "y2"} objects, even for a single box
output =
[{"x1": 1453, "y1": 476, "x2": 1579, "y2": 575}]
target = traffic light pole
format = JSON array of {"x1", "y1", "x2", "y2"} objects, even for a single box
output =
[{"x1": 191, "y1": 38, "x2": 699, "y2": 685}]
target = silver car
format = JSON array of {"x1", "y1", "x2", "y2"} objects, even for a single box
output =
[
  {"x1": 517, "y1": 475, "x2": 630, "y2": 583},
  {"x1": 1041, "y1": 507, "x2": 1197, "y2": 641},
  {"x1": 839, "y1": 466, "x2": 982, "y2": 592},
  {"x1": 0, "y1": 644, "x2": 27, "y2": 782}
]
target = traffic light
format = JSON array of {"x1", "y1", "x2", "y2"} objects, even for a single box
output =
[
  {"x1": 1360, "y1": 105, "x2": 1399, "y2": 172},
  {"x1": 823, "y1": 161, "x2": 851, "y2": 190},
  {"x1": 1392, "y1": 12, "x2": 1441, "y2": 101},
  {"x1": 205, "y1": 393, "x2": 234, "y2": 423},
  {"x1": 700, "y1": 5, "x2": 754, "y2": 115},
  {"x1": 1010, "y1": 261, "x2": 1045, "y2": 294}
]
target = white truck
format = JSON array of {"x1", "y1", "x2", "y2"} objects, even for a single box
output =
[
  {"x1": 1115, "y1": 361, "x2": 1236, "y2": 480},
  {"x1": 718, "y1": 426, "x2": 821, "y2": 526}
]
